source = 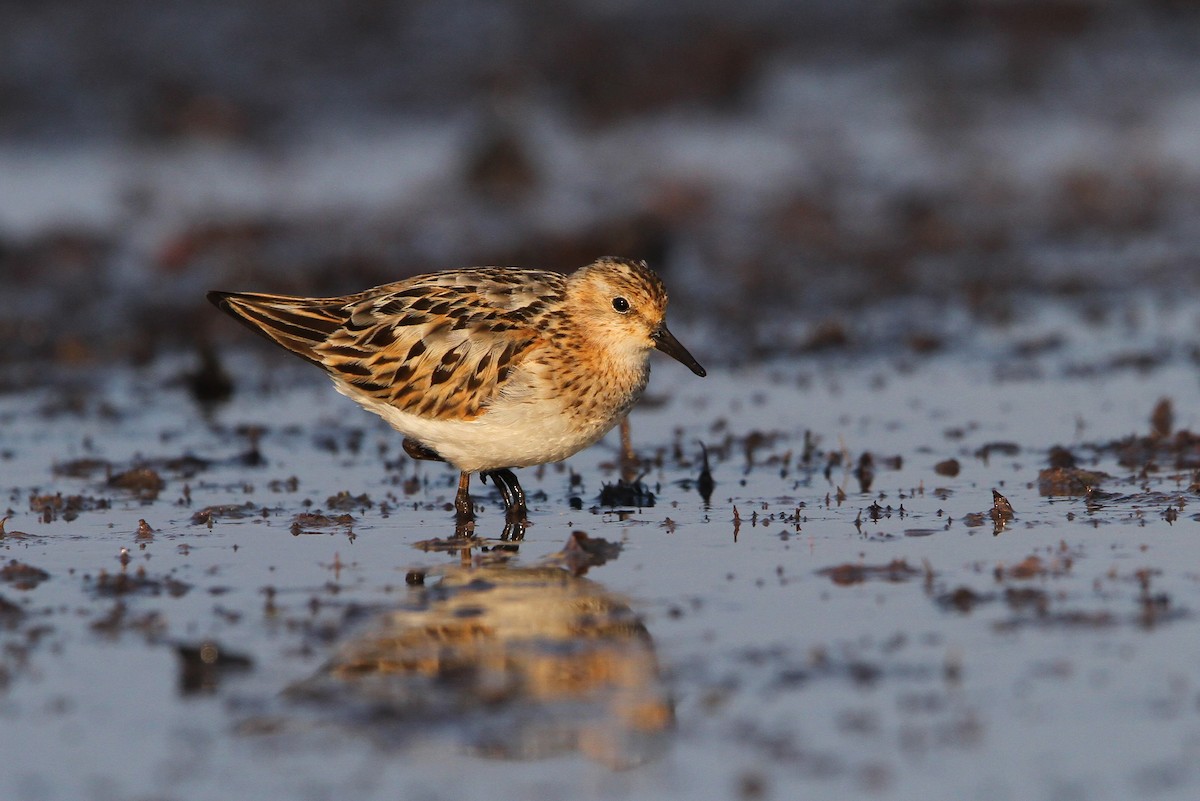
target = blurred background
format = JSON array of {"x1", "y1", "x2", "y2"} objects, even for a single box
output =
[{"x1": 2, "y1": 0, "x2": 1199, "y2": 376}]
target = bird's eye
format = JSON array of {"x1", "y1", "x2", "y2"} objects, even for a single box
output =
[{"x1": 612, "y1": 297, "x2": 630, "y2": 313}]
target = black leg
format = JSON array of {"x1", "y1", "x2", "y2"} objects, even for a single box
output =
[
  {"x1": 405, "y1": 438, "x2": 474, "y2": 529},
  {"x1": 481, "y1": 468, "x2": 528, "y2": 524}
]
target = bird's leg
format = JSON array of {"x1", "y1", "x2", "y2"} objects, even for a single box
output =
[
  {"x1": 453, "y1": 471, "x2": 475, "y2": 525},
  {"x1": 482, "y1": 468, "x2": 528, "y2": 541},
  {"x1": 403, "y1": 438, "x2": 475, "y2": 528},
  {"x1": 481, "y1": 468, "x2": 528, "y2": 524}
]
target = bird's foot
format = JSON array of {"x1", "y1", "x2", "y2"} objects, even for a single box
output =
[{"x1": 404, "y1": 437, "x2": 445, "y2": 462}]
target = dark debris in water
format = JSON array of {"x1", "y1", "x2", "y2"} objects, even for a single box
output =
[
  {"x1": 106, "y1": 467, "x2": 166, "y2": 501},
  {"x1": 51, "y1": 453, "x2": 262, "y2": 514},
  {"x1": 934, "y1": 458, "x2": 960, "y2": 477},
  {"x1": 293, "y1": 511, "x2": 355, "y2": 527},
  {"x1": 183, "y1": 345, "x2": 235, "y2": 407},
  {"x1": 0, "y1": 517, "x2": 28, "y2": 539},
  {"x1": 961, "y1": 489, "x2": 1015, "y2": 535},
  {"x1": 1071, "y1": 398, "x2": 1200, "y2": 474},
  {"x1": 86, "y1": 567, "x2": 192, "y2": 599},
  {"x1": 0, "y1": 560, "x2": 50, "y2": 590},
  {"x1": 325, "y1": 491, "x2": 373, "y2": 511},
  {"x1": 933, "y1": 546, "x2": 1183, "y2": 632},
  {"x1": 191, "y1": 502, "x2": 258, "y2": 526},
  {"x1": 1150, "y1": 397, "x2": 1174, "y2": 439},
  {"x1": 936, "y1": 587, "x2": 997, "y2": 614},
  {"x1": 28, "y1": 492, "x2": 110, "y2": 522},
  {"x1": 0, "y1": 594, "x2": 23, "y2": 623},
  {"x1": 817, "y1": 560, "x2": 924, "y2": 586},
  {"x1": 598, "y1": 479, "x2": 656, "y2": 509},
  {"x1": 994, "y1": 554, "x2": 1072, "y2": 582},
  {"x1": 974, "y1": 442, "x2": 1020, "y2": 462},
  {"x1": 52, "y1": 458, "x2": 112, "y2": 479},
  {"x1": 89, "y1": 602, "x2": 168, "y2": 638},
  {"x1": 291, "y1": 511, "x2": 355, "y2": 536},
  {"x1": 1038, "y1": 466, "x2": 1110, "y2": 497},
  {"x1": 696, "y1": 441, "x2": 715, "y2": 503},
  {"x1": 175, "y1": 640, "x2": 254, "y2": 695},
  {"x1": 1102, "y1": 427, "x2": 1200, "y2": 471},
  {"x1": 989, "y1": 490, "x2": 1015, "y2": 527},
  {"x1": 992, "y1": 601, "x2": 1188, "y2": 632}
]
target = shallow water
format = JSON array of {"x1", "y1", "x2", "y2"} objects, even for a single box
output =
[
  {"x1": 4, "y1": 293, "x2": 1200, "y2": 801},
  {"x1": 7, "y1": 3, "x2": 1200, "y2": 798}
]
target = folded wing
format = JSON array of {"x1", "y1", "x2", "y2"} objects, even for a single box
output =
[{"x1": 208, "y1": 269, "x2": 565, "y2": 421}]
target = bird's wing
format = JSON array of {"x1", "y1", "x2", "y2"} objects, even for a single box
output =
[{"x1": 209, "y1": 268, "x2": 566, "y2": 421}]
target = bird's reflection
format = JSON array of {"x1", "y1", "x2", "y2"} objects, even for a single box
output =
[{"x1": 285, "y1": 532, "x2": 673, "y2": 768}]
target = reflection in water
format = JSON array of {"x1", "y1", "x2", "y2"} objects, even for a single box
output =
[{"x1": 286, "y1": 537, "x2": 672, "y2": 768}]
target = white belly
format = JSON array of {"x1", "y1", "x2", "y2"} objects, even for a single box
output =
[{"x1": 330, "y1": 378, "x2": 621, "y2": 472}]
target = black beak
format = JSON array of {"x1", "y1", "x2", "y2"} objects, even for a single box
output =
[{"x1": 652, "y1": 324, "x2": 706, "y2": 377}]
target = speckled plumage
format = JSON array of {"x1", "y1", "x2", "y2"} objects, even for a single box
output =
[{"x1": 208, "y1": 257, "x2": 705, "y2": 523}]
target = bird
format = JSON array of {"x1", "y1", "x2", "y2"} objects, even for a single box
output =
[{"x1": 207, "y1": 257, "x2": 706, "y2": 533}]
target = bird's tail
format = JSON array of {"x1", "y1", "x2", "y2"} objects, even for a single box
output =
[{"x1": 207, "y1": 291, "x2": 346, "y2": 365}]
